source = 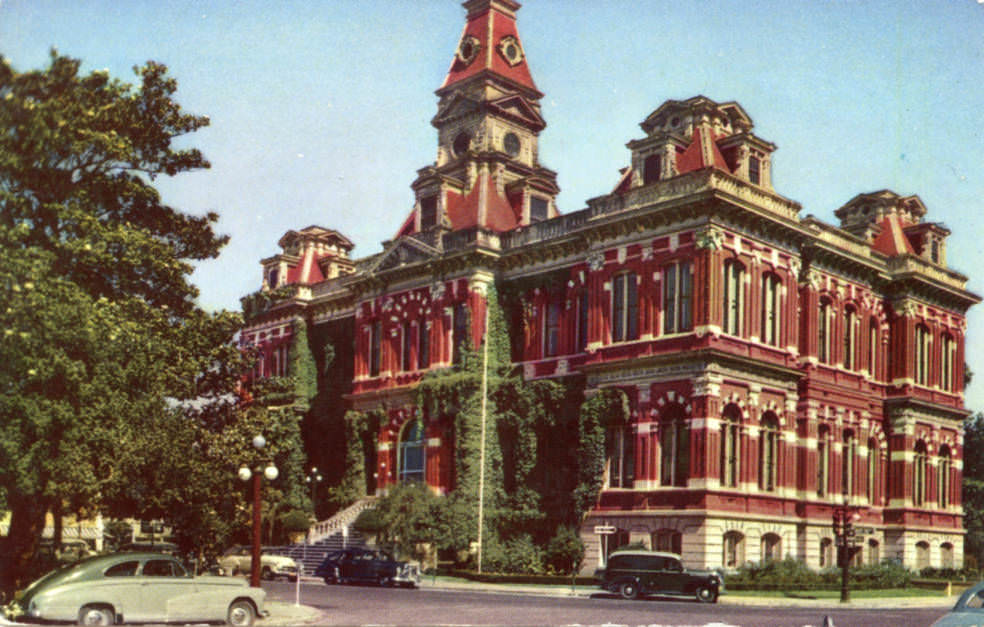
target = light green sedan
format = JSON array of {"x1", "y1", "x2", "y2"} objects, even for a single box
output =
[{"x1": 7, "y1": 552, "x2": 266, "y2": 626}]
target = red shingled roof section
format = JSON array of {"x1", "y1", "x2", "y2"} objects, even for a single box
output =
[
  {"x1": 444, "y1": 174, "x2": 520, "y2": 232},
  {"x1": 871, "y1": 214, "x2": 916, "y2": 256},
  {"x1": 393, "y1": 210, "x2": 415, "y2": 239},
  {"x1": 441, "y1": 8, "x2": 537, "y2": 93},
  {"x1": 676, "y1": 127, "x2": 732, "y2": 175}
]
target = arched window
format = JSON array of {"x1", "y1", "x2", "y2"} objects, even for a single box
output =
[
  {"x1": 842, "y1": 430, "x2": 856, "y2": 498},
  {"x1": 818, "y1": 299, "x2": 832, "y2": 364},
  {"x1": 941, "y1": 334, "x2": 956, "y2": 392},
  {"x1": 941, "y1": 543, "x2": 955, "y2": 569},
  {"x1": 652, "y1": 529, "x2": 682, "y2": 554},
  {"x1": 939, "y1": 445, "x2": 952, "y2": 509},
  {"x1": 843, "y1": 307, "x2": 857, "y2": 370},
  {"x1": 723, "y1": 531, "x2": 745, "y2": 569},
  {"x1": 819, "y1": 538, "x2": 833, "y2": 568},
  {"x1": 761, "y1": 533, "x2": 781, "y2": 562},
  {"x1": 914, "y1": 441, "x2": 928, "y2": 507},
  {"x1": 607, "y1": 422, "x2": 634, "y2": 489},
  {"x1": 761, "y1": 273, "x2": 781, "y2": 346},
  {"x1": 659, "y1": 406, "x2": 689, "y2": 487},
  {"x1": 398, "y1": 421, "x2": 426, "y2": 484},
  {"x1": 915, "y1": 324, "x2": 931, "y2": 386},
  {"x1": 723, "y1": 260, "x2": 744, "y2": 336},
  {"x1": 759, "y1": 413, "x2": 779, "y2": 492},
  {"x1": 817, "y1": 425, "x2": 831, "y2": 497},
  {"x1": 867, "y1": 539, "x2": 880, "y2": 566},
  {"x1": 916, "y1": 541, "x2": 930, "y2": 571},
  {"x1": 612, "y1": 272, "x2": 639, "y2": 342},
  {"x1": 721, "y1": 404, "x2": 742, "y2": 488}
]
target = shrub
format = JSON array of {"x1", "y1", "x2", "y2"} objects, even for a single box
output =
[
  {"x1": 544, "y1": 526, "x2": 585, "y2": 575},
  {"x1": 482, "y1": 534, "x2": 544, "y2": 575},
  {"x1": 280, "y1": 509, "x2": 312, "y2": 534}
]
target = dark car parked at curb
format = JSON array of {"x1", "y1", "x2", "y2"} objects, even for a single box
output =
[
  {"x1": 314, "y1": 548, "x2": 420, "y2": 588},
  {"x1": 595, "y1": 550, "x2": 724, "y2": 603}
]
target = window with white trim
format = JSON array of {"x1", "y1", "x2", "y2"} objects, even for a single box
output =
[
  {"x1": 544, "y1": 301, "x2": 561, "y2": 357},
  {"x1": 663, "y1": 261, "x2": 692, "y2": 334},
  {"x1": 721, "y1": 404, "x2": 742, "y2": 488},
  {"x1": 723, "y1": 260, "x2": 744, "y2": 336},
  {"x1": 759, "y1": 413, "x2": 779, "y2": 492},
  {"x1": 941, "y1": 333, "x2": 956, "y2": 392},
  {"x1": 369, "y1": 320, "x2": 381, "y2": 377},
  {"x1": 612, "y1": 272, "x2": 639, "y2": 342},
  {"x1": 914, "y1": 440, "x2": 927, "y2": 507},
  {"x1": 398, "y1": 421, "x2": 426, "y2": 483},
  {"x1": 818, "y1": 300, "x2": 832, "y2": 364},
  {"x1": 607, "y1": 423, "x2": 634, "y2": 488},
  {"x1": 817, "y1": 425, "x2": 831, "y2": 497},
  {"x1": 939, "y1": 445, "x2": 952, "y2": 509},
  {"x1": 659, "y1": 406, "x2": 689, "y2": 487},
  {"x1": 761, "y1": 273, "x2": 781, "y2": 346},
  {"x1": 842, "y1": 430, "x2": 856, "y2": 498},
  {"x1": 915, "y1": 324, "x2": 930, "y2": 386},
  {"x1": 843, "y1": 307, "x2": 857, "y2": 370}
]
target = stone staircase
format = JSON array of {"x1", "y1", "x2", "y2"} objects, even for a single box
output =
[{"x1": 265, "y1": 497, "x2": 377, "y2": 576}]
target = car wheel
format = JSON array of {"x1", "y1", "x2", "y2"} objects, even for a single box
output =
[
  {"x1": 695, "y1": 585, "x2": 718, "y2": 603},
  {"x1": 226, "y1": 599, "x2": 255, "y2": 627},
  {"x1": 377, "y1": 575, "x2": 392, "y2": 587},
  {"x1": 77, "y1": 605, "x2": 115, "y2": 626},
  {"x1": 619, "y1": 581, "x2": 639, "y2": 600},
  {"x1": 261, "y1": 566, "x2": 272, "y2": 580}
]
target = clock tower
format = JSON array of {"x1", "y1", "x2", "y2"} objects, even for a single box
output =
[{"x1": 400, "y1": 0, "x2": 559, "y2": 239}]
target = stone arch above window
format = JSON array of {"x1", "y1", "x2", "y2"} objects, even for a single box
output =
[{"x1": 723, "y1": 530, "x2": 745, "y2": 569}]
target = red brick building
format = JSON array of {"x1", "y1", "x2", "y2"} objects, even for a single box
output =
[{"x1": 240, "y1": 0, "x2": 978, "y2": 572}]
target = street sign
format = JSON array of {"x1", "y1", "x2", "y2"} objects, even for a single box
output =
[{"x1": 594, "y1": 525, "x2": 617, "y2": 535}]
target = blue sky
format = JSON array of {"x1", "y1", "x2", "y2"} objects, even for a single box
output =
[{"x1": 4, "y1": 0, "x2": 984, "y2": 411}]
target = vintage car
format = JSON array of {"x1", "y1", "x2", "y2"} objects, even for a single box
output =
[
  {"x1": 595, "y1": 550, "x2": 724, "y2": 603},
  {"x1": 314, "y1": 547, "x2": 420, "y2": 588},
  {"x1": 218, "y1": 545, "x2": 298, "y2": 581},
  {"x1": 7, "y1": 552, "x2": 266, "y2": 626},
  {"x1": 932, "y1": 581, "x2": 984, "y2": 626}
]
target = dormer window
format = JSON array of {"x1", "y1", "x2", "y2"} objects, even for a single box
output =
[
  {"x1": 530, "y1": 196, "x2": 548, "y2": 223},
  {"x1": 643, "y1": 154, "x2": 661, "y2": 185},
  {"x1": 420, "y1": 195, "x2": 438, "y2": 230},
  {"x1": 931, "y1": 239, "x2": 940, "y2": 264},
  {"x1": 748, "y1": 155, "x2": 761, "y2": 185},
  {"x1": 267, "y1": 268, "x2": 279, "y2": 288}
]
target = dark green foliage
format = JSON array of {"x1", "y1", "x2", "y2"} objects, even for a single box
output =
[
  {"x1": 280, "y1": 509, "x2": 313, "y2": 534},
  {"x1": 726, "y1": 558, "x2": 913, "y2": 590},
  {"x1": 964, "y1": 413, "x2": 984, "y2": 570},
  {"x1": 288, "y1": 318, "x2": 318, "y2": 411},
  {"x1": 329, "y1": 410, "x2": 378, "y2": 510},
  {"x1": 352, "y1": 482, "x2": 442, "y2": 562},
  {"x1": 574, "y1": 388, "x2": 629, "y2": 520},
  {"x1": 544, "y1": 526, "x2": 585, "y2": 575}
]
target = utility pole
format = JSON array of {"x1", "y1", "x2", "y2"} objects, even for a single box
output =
[{"x1": 832, "y1": 502, "x2": 860, "y2": 603}]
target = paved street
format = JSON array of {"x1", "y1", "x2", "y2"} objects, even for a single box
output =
[{"x1": 264, "y1": 580, "x2": 952, "y2": 627}]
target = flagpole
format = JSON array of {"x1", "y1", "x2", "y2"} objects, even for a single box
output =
[{"x1": 476, "y1": 301, "x2": 489, "y2": 574}]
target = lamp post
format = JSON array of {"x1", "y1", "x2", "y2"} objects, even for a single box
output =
[
  {"x1": 832, "y1": 502, "x2": 862, "y2": 603},
  {"x1": 305, "y1": 467, "x2": 322, "y2": 516},
  {"x1": 238, "y1": 434, "x2": 278, "y2": 588}
]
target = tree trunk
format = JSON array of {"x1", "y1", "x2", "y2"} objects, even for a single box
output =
[{"x1": 0, "y1": 492, "x2": 47, "y2": 600}]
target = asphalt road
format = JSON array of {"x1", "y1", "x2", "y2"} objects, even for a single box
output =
[{"x1": 265, "y1": 580, "x2": 951, "y2": 627}]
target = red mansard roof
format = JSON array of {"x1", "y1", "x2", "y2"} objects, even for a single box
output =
[
  {"x1": 446, "y1": 173, "x2": 520, "y2": 232},
  {"x1": 440, "y1": 0, "x2": 538, "y2": 95}
]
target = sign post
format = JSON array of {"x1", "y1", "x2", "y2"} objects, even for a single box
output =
[{"x1": 594, "y1": 524, "x2": 616, "y2": 567}]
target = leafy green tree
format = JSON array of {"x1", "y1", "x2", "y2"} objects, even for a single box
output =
[
  {"x1": 0, "y1": 51, "x2": 238, "y2": 594},
  {"x1": 963, "y1": 413, "x2": 984, "y2": 569}
]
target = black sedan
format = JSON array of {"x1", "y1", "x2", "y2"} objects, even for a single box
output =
[{"x1": 314, "y1": 548, "x2": 420, "y2": 588}]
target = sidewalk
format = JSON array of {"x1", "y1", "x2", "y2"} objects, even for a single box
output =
[{"x1": 259, "y1": 600, "x2": 327, "y2": 626}]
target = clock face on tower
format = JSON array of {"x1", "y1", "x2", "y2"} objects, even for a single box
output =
[{"x1": 503, "y1": 132, "x2": 520, "y2": 157}]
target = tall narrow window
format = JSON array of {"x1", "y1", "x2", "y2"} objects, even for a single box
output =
[
  {"x1": 941, "y1": 334, "x2": 955, "y2": 392},
  {"x1": 939, "y1": 445, "x2": 952, "y2": 509},
  {"x1": 761, "y1": 533, "x2": 780, "y2": 562},
  {"x1": 842, "y1": 430, "x2": 856, "y2": 498},
  {"x1": 761, "y1": 273, "x2": 781, "y2": 346},
  {"x1": 612, "y1": 273, "x2": 639, "y2": 342},
  {"x1": 748, "y1": 156, "x2": 761, "y2": 185},
  {"x1": 817, "y1": 425, "x2": 830, "y2": 497},
  {"x1": 576, "y1": 291, "x2": 589, "y2": 352},
  {"x1": 866, "y1": 438, "x2": 878, "y2": 504},
  {"x1": 543, "y1": 301, "x2": 561, "y2": 357},
  {"x1": 818, "y1": 300, "x2": 832, "y2": 364},
  {"x1": 659, "y1": 407, "x2": 689, "y2": 487},
  {"x1": 663, "y1": 261, "x2": 692, "y2": 334},
  {"x1": 843, "y1": 308, "x2": 857, "y2": 370},
  {"x1": 643, "y1": 154, "x2": 662, "y2": 185},
  {"x1": 759, "y1": 413, "x2": 779, "y2": 492},
  {"x1": 398, "y1": 421, "x2": 425, "y2": 483},
  {"x1": 401, "y1": 322, "x2": 412, "y2": 372},
  {"x1": 723, "y1": 260, "x2": 744, "y2": 336},
  {"x1": 607, "y1": 424, "x2": 635, "y2": 488},
  {"x1": 869, "y1": 320, "x2": 879, "y2": 379},
  {"x1": 915, "y1": 325, "x2": 930, "y2": 386},
  {"x1": 721, "y1": 404, "x2": 742, "y2": 488},
  {"x1": 369, "y1": 320, "x2": 381, "y2": 377},
  {"x1": 419, "y1": 195, "x2": 437, "y2": 230},
  {"x1": 723, "y1": 531, "x2": 744, "y2": 569},
  {"x1": 914, "y1": 441, "x2": 927, "y2": 507},
  {"x1": 418, "y1": 321, "x2": 430, "y2": 369},
  {"x1": 452, "y1": 303, "x2": 468, "y2": 366}
]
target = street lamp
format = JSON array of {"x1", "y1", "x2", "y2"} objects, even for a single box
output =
[
  {"x1": 832, "y1": 502, "x2": 862, "y2": 603},
  {"x1": 305, "y1": 467, "x2": 322, "y2": 517},
  {"x1": 238, "y1": 434, "x2": 278, "y2": 588}
]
